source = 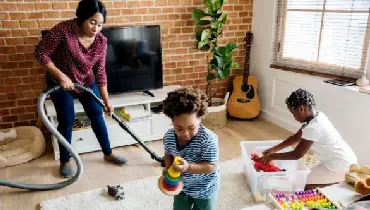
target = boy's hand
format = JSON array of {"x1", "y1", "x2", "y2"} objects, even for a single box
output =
[
  {"x1": 172, "y1": 157, "x2": 189, "y2": 173},
  {"x1": 162, "y1": 168, "x2": 168, "y2": 176}
]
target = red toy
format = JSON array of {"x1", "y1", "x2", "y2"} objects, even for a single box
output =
[{"x1": 251, "y1": 152, "x2": 285, "y2": 172}]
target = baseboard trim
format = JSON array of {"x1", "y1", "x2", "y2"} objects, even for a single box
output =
[{"x1": 260, "y1": 109, "x2": 299, "y2": 133}]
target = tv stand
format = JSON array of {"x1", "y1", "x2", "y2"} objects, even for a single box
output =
[
  {"x1": 143, "y1": 90, "x2": 155, "y2": 97},
  {"x1": 44, "y1": 85, "x2": 181, "y2": 160}
]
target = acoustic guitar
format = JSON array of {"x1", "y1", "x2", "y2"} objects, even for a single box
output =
[{"x1": 227, "y1": 32, "x2": 261, "y2": 119}]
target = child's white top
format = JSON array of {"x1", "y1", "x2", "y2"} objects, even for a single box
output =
[{"x1": 301, "y1": 112, "x2": 357, "y2": 172}]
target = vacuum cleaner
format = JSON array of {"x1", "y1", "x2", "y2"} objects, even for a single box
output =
[{"x1": 0, "y1": 83, "x2": 165, "y2": 191}]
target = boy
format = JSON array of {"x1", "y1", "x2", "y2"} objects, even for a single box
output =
[{"x1": 162, "y1": 87, "x2": 220, "y2": 210}]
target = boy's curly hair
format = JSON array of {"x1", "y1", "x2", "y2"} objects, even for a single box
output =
[
  {"x1": 162, "y1": 87, "x2": 208, "y2": 119},
  {"x1": 285, "y1": 89, "x2": 316, "y2": 109}
]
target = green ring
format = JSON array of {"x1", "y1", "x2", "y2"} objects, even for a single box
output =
[{"x1": 166, "y1": 172, "x2": 180, "y2": 182}]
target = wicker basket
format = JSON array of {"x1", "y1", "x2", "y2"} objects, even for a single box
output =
[{"x1": 201, "y1": 92, "x2": 229, "y2": 130}]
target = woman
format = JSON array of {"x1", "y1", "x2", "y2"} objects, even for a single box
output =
[{"x1": 34, "y1": 0, "x2": 127, "y2": 178}]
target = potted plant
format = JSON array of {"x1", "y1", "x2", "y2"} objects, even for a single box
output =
[{"x1": 192, "y1": 0, "x2": 240, "y2": 129}]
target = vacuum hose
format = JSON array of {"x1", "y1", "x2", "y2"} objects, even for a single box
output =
[{"x1": 0, "y1": 83, "x2": 164, "y2": 191}]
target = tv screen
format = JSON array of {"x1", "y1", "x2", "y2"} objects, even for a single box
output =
[
  {"x1": 101, "y1": 25, "x2": 163, "y2": 94},
  {"x1": 41, "y1": 25, "x2": 163, "y2": 95}
]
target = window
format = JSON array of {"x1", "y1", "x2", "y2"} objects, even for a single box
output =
[{"x1": 271, "y1": 0, "x2": 370, "y2": 79}]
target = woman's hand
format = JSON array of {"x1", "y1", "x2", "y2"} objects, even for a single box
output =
[
  {"x1": 172, "y1": 157, "x2": 189, "y2": 173},
  {"x1": 104, "y1": 100, "x2": 114, "y2": 115},
  {"x1": 58, "y1": 74, "x2": 74, "y2": 90}
]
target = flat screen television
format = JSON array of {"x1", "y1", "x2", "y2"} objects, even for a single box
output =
[
  {"x1": 41, "y1": 25, "x2": 163, "y2": 96},
  {"x1": 101, "y1": 25, "x2": 163, "y2": 95}
]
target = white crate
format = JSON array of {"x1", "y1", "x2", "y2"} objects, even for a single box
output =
[{"x1": 241, "y1": 140, "x2": 311, "y2": 195}]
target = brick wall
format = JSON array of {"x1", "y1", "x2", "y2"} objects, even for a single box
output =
[{"x1": 0, "y1": 0, "x2": 253, "y2": 129}]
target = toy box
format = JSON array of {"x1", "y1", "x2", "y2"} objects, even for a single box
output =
[{"x1": 241, "y1": 140, "x2": 311, "y2": 201}]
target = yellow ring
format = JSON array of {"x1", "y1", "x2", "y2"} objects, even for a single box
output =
[{"x1": 168, "y1": 166, "x2": 181, "y2": 177}]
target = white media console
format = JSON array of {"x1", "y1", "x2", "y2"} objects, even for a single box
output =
[{"x1": 44, "y1": 85, "x2": 180, "y2": 160}]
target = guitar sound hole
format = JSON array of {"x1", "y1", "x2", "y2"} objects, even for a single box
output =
[
  {"x1": 246, "y1": 86, "x2": 255, "y2": 99},
  {"x1": 241, "y1": 84, "x2": 249, "y2": 92}
]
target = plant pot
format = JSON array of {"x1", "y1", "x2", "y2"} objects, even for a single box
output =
[{"x1": 202, "y1": 92, "x2": 230, "y2": 130}]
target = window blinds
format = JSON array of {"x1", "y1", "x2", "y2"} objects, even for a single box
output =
[{"x1": 271, "y1": 0, "x2": 370, "y2": 78}]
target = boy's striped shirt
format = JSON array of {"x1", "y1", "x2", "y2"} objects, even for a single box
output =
[{"x1": 163, "y1": 124, "x2": 220, "y2": 199}]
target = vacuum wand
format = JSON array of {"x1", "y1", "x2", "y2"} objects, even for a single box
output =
[
  {"x1": 73, "y1": 83, "x2": 164, "y2": 165},
  {"x1": 111, "y1": 114, "x2": 164, "y2": 164}
]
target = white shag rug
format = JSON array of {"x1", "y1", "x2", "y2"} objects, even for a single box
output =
[{"x1": 40, "y1": 158, "x2": 256, "y2": 210}]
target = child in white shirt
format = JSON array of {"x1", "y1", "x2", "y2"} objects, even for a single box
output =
[{"x1": 261, "y1": 89, "x2": 357, "y2": 190}]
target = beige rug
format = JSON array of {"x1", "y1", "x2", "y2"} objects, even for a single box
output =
[{"x1": 40, "y1": 158, "x2": 256, "y2": 210}]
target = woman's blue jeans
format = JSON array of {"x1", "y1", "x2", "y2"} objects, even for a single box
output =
[{"x1": 50, "y1": 82, "x2": 112, "y2": 163}]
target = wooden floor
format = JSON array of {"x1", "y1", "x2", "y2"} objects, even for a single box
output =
[{"x1": 0, "y1": 118, "x2": 291, "y2": 210}]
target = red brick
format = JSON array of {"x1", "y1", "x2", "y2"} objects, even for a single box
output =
[
  {"x1": 68, "y1": 2, "x2": 78, "y2": 9},
  {"x1": 0, "y1": 4, "x2": 17, "y2": 12},
  {"x1": 23, "y1": 37, "x2": 39, "y2": 45},
  {"x1": 28, "y1": 29, "x2": 42, "y2": 36},
  {"x1": 113, "y1": 2, "x2": 126, "y2": 8},
  {"x1": 0, "y1": 123, "x2": 12, "y2": 129},
  {"x1": 127, "y1": 1, "x2": 141, "y2": 8},
  {"x1": 25, "y1": 106, "x2": 37, "y2": 113},
  {"x1": 2, "y1": 115, "x2": 18, "y2": 123},
  {"x1": 8, "y1": 53, "x2": 24, "y2": 61},
  {"x1": 44, "y1": 11, "x2": 60, "y2": 19},
  {"x1": 0, "y1": 70, "x2": 11, "y2": 77},
  {"x1": 29, "y1": 68, "x2": 44, "y2": 75},
  {"x1": 155, "y1": 0, "x2": 167, "y2": 6},
  {"x1": 22, "y1": 75, "x2": 39, "y2": 84},
  {"x1": 149, "y1": 8, "x2": 161, "y2": 13},
  {"x1": 11, "y1": 29, "x2": 29, "y2": 37},
  {"x1": 0, "y1": 54, "x2": 8, "y2": 62},
  {"x1": 60, "y1": 11, "x2": 75, "y2": 18},
  {"x1": 134, "y1": 8, "x2": 148, "y2": 14},
  {"x1": 2, "y1": 21, "x2": 20, "y2": 29},
  {"x1": 5, "y1": 78, "x2": 21, "y2": 85},
  {"x1": 17, "y1": 3, "x2": 35, "y2": 11},
  {"x1": 11, "y1": 69, "x2": 29, "y2": 77},
  {"x1": 38, "y1": 20, "x2": 55, "y2": 28},
  {"x1": 17, "y1": 99, "x2": 34, "y2": 106},
  {"x1": 20, "y1": 20, "x2": 38, "y2": 28},
  {"x1": 16, "y1": 45, "x2": 34, "y2": 53},
  {"x1": 168, "y1": 0, "x2": 180, "y2": 6},
  {"x1": 27, "y1": 12, "x2": 43, "y2": 19},
  {"x1": 179, "y1": 0, "x2": 192, "y2": 5},
  {"x1": 0, "y1": 13, "x2": 9, "y2": 20},
  {"x1": 14, "y1": 121, "x2": 30, "y2": 127},
  {"x1": 52, "y1": 2, "x2": 68, "y2": 10},
  {"x1": 164, "y1": 62, "x2": 176, "y2": 68},
  {"x1": 19, "y1": 113, "x2": 35, "y2": 121},
  {"x1": 19, "y1": 61, "x2": 34, "y2": 69},
  {"x1": 143, "y1": 16, "x2": 154, "y2": 22},
  {"x1": 35, "y1": 3, "x2": 51, "y2": 10},
  {"x1": 0, "y1": 30, "x2": 12, "y2": 37},
  {"x1": 141, "y1": 1, "x2": 154, "y2": 7},
  {"x1": 10, "y1": 107, "x2": 25, "y2": 115}
]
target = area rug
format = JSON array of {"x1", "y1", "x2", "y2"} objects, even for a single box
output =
[{"x1": 40, "y1": 158, "x2": 256, "y2": 210}]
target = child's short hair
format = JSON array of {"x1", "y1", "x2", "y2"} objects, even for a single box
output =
[
  {"x1": 285, "y1": 89, "x2": 316, "y2": 109},
  {"x1": 162, "y1": 87, "x2": 208, "y2": 119}
]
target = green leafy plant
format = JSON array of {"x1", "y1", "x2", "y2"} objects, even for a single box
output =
[{"x1": 192, "y1": 0, "x2": 239, "y2": 105}]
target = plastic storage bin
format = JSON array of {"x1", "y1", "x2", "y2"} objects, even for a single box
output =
[{"x1": 241, "y1": 140, "x2": 311, "y2": 198}]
